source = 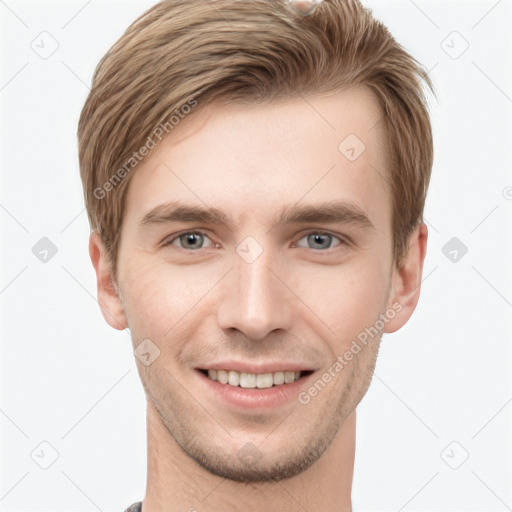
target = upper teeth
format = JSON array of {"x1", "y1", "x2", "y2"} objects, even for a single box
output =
[{"x1": 207, "y1": 369, "x2": 301, "y2": 388}]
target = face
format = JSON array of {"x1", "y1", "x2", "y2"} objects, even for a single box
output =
[{"x1": 96, "y1": 87, "x2": 418, "y2": 482}]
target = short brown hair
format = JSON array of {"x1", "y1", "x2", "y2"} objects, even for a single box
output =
[{"x1": 78, "y1": 0, "x2": 434, "y2": 281}]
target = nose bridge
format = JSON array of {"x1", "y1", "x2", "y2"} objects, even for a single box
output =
[{"x1": 217, "y1": 238, "x2": 292, "y2": 340}]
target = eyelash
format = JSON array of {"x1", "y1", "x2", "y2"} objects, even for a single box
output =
[{"x1": 161, "y1": 230, "x2": 349, "y2": 252}]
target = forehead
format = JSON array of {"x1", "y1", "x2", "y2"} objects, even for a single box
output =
[{"x1": 123, "y1": 87, "x2": 390, "y2": 231}]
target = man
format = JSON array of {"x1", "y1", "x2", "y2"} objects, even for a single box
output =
[{"x1": 78, "y1": 0, "x2": 434, "y2": 510}]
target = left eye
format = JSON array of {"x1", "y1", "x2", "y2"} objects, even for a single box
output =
[
  {"x1": 295, "y1": 232, "x2": 343, "y2": 250},
  {"x1": 165, "y1": 232, "x2": 214, "y2": 250}
]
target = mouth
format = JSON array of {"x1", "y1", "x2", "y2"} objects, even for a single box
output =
[
  {"x1": 198, "y1": 369, "x2": 314, "y2": 389},
  {"x1": 195, "y1": 361, "x2": 318, "y2": 410}
]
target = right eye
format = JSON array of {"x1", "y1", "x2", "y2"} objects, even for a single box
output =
[{"x1": 162, "y1": 231, "x2": 217, "y2": 251}]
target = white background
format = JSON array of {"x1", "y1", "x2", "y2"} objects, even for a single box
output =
[{"x1": 1, "y1": 0, "x2": 511, "y2": 511}]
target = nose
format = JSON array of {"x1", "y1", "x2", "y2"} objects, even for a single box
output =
[{"x1": 216, "y1": 244, "x2": 293, "y2": 341}]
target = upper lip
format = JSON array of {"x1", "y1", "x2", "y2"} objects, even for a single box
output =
[{"x1": 197, "y1": 361, "x2": 316, "y2": 374}]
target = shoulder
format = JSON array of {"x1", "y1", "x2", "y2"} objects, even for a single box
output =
[{"x1": 124, "y1": 502, "x2": 142, "y2": 512}]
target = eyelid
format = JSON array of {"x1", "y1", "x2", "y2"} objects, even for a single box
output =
[
  {"x1": 294, "y1": 229, "x2": 350, "y2": 247},
  {"x1": 161, "y1": 228, "x2": 351, "y2": 250},
  {"x1": 161, "y1": 229, "x2": 215, "y2": 248}
]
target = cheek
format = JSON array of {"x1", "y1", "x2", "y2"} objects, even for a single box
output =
[
  {"x1": 120, "y1": 257, "x2": 220, "y2": 340},
  {"x1": 119, "y1": 238, "x2": 392, "y2": 350},
  {"x1": 295, "y1": 254, "x2": 391, "y2": 347}
]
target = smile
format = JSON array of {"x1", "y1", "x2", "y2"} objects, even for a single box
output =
[{"x1": 202, "y1": 369, "x2": 311, "y2": 389}]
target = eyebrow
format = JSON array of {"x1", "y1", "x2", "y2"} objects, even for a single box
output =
[{"x1": 139, "y1": 200, "x2": 375, "y2": 231}]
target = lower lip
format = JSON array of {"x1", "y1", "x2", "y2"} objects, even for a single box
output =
[{"x1": 196, "y1": 370, "x2": 314, "y2": 410}]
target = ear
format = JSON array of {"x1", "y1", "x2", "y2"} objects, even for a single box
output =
[
  {"x1": 384, "y1": 222, "x2": 428, "y2": 333},
  {"x1": 89, "y1": 231, "x2": 128, "y2": 330}
]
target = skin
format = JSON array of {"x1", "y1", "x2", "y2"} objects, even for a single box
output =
[{"x1": 90, "y1": 86, "x2": 428, "y2": 512}]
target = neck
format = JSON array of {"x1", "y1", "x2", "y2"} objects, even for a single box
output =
[{"x1": 141, "y1": 401, "x2": 355, "y2": 512}]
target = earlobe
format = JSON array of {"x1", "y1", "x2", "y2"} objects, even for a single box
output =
[
  {"x1": 384, "y1": 222, "x2": 428, "y2": 334},
  {"x1": 89, "y1": 231, "x2": 128, "y2": 330}
]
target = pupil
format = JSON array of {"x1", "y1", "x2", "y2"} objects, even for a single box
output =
[
  {"x1": 184, "y1": 233, "x2": 201, "y2": 248},
  {"x1": 312, "y1": 234, "x2": 329, "y2": 248}
]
